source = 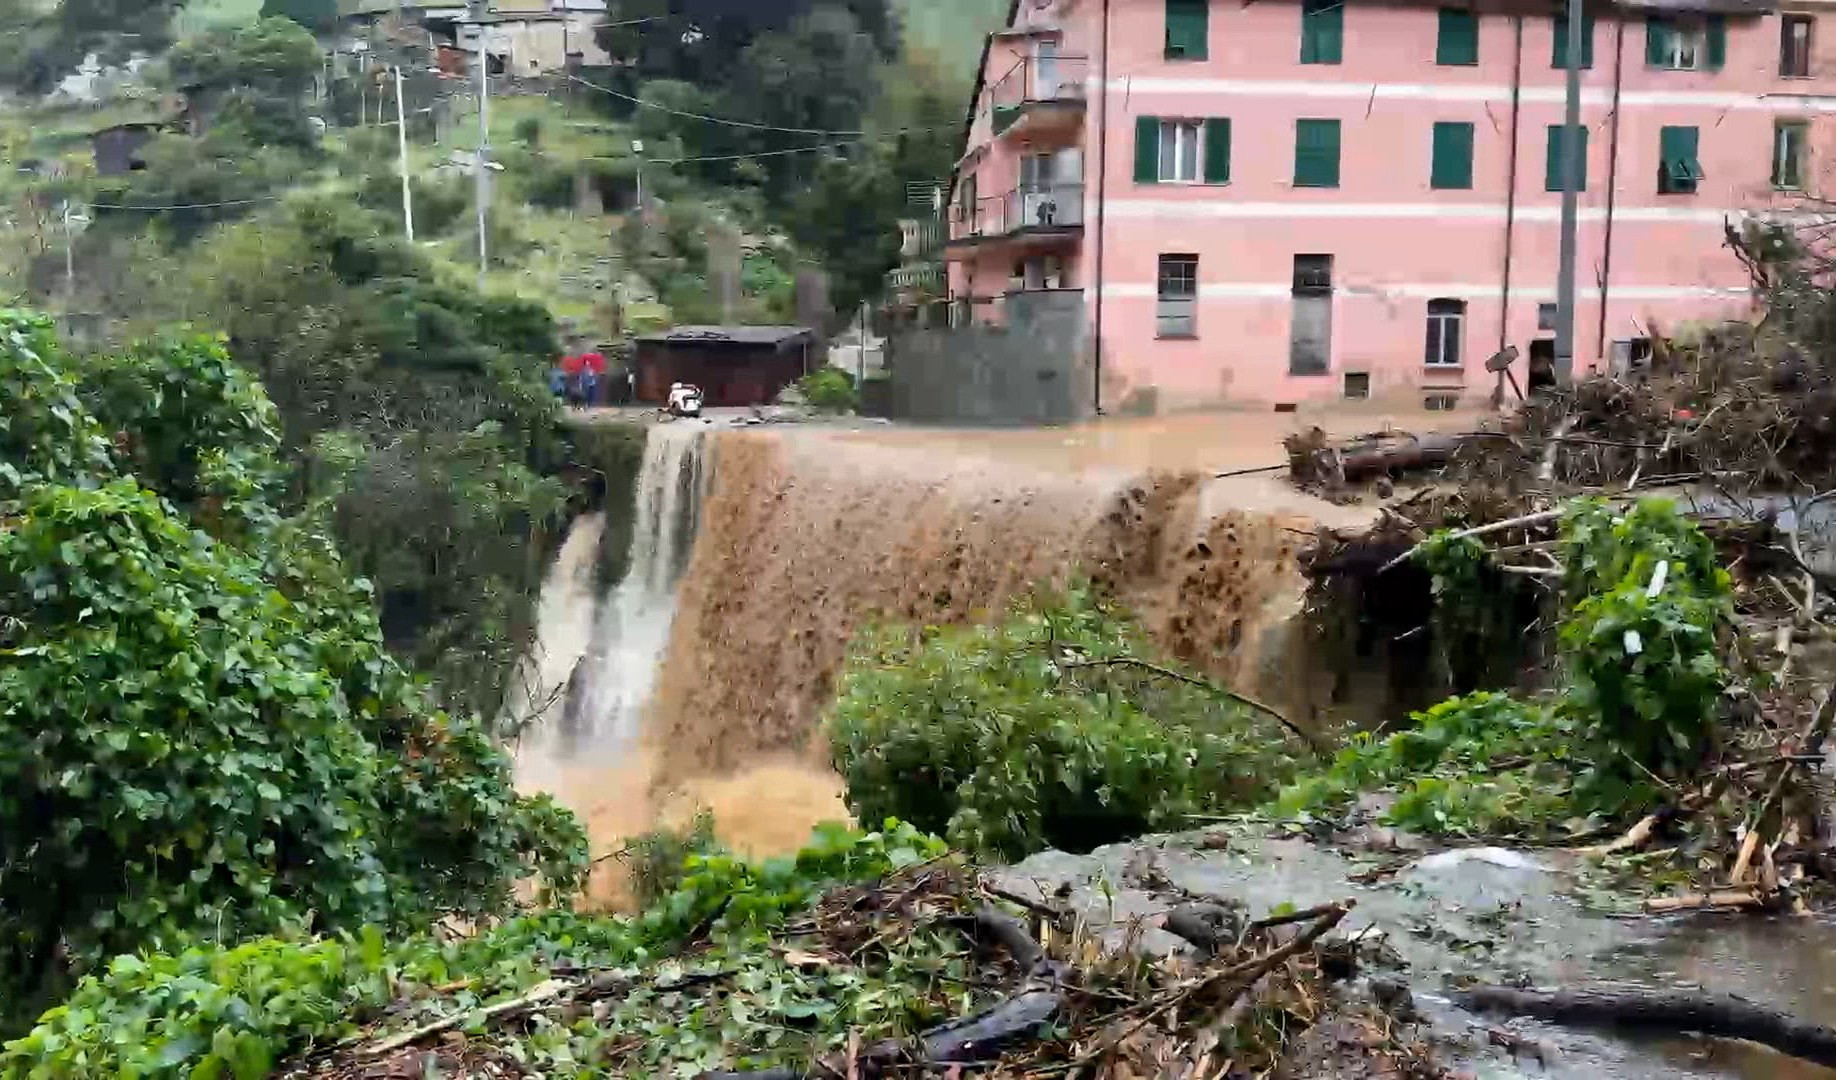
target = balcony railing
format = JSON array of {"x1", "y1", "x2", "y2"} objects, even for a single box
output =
[
  {"x1": 952, "y1": 183, "x2": 1084, "y2": 241},
  {"x1": 987, "y1": 55, "x2": 1088, "y2": 134}
]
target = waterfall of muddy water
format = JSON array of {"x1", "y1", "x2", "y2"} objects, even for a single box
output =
[
  {"x1": 647, "y1": 427, "x2": 1389, "y2": 790},
  {"x1": 513, "y1": 425, "x2": 846, "y2": 902}
]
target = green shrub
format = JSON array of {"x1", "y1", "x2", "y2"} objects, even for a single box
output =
[
  {"x1": 1278, "y1": 498, "x2": 1737, "y2": 837},
  {"x1": 0, "y1": 821, "x2": 941, "y2": 1078},
  {"x1": 829, "y1": 590, "x2": 1297, "y2": 861},
  {"x1": 621, "y1": 811, "x2": 721, "y2": 909},
  {"x1": 1276, "y1": 692, "x2": 1577, "y2": 837},
  {"x1": 1559, "y1": 498, "x2": 1733, "y2": 780},
  {"x1": 798, "y1": 367, "x2": 858, "y2": 413},
  {"x1": 0, "y1": 316, "x2": 585, "y2": 1026}
]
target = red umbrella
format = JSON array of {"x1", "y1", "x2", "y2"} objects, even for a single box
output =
[
  {"x1": 559, "y1": 353, "x2": 585, "y2": 376},
  {"x1": 579, "y1": 351, "x2": 606, "y2": 374}
]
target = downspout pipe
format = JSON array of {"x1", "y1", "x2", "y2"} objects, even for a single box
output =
[
  {"x1": 1497, "y1": 14, "x2": 1523, "y2": 405},
  {"x1": 1597, "y1": 15, "x2": 1627, "y2": 366},
  {"x1": 1090, "y1": 0, "x2": 1112, "y2": 416}
]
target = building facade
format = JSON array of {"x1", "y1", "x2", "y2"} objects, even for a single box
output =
[{"x1": 944, "y1": 0, "x2": 1835, "y2": 413}]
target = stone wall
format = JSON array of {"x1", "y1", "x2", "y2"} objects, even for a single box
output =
[{"x1": 885, "y1": 290, "x2": 1091, "y2": 425}]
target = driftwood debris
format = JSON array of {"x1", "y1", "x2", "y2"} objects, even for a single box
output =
[
  {"x1": 1285, "y1": 428, "x2": 1470, "y2": 488},
  {"x1": 1457, "y1": 984, "x2": 1836, "y2": 1068}
]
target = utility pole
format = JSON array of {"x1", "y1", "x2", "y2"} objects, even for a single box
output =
[
  {"x1": 394, "y1": 65, "x2": 415, "y2": 242},
  {"x1": 469, "y1": 0, "x2": 490, "y2": 286},
  {"x1": 1553, "y1": 0, "x2": 1585, "y2": 384},
  {"x1": 61, "y1": 202, "x2": 75, "y2": 299}
]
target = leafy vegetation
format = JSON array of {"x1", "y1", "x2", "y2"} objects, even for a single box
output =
[
  {"x1": 1278, "y1": 498, "x2": 1735, "y2": 837},
  {"x1": 0, "y1": 311, "x2": 585, "y2": 1029},
  {"x1": 798, "y1": 367, "x2": 859, "y2": 412},
  {"x1": 1, "y1": 821, "x2": 944, "y2": 1077},
  {"x1": 829, "y1": 590, "x2": 1301, "y2": 861}
]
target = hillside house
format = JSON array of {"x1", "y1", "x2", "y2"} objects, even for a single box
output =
[{"x1": 940, "y1": 0, "x2": 1836, "y2": 415}]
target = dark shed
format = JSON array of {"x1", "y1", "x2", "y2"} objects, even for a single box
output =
[
  {"x1": 633, "y1": 325, "x2": 816, "y2": 407},
  {"x1": 91, "y1": 123, "x2": 159, "y2": 176}
]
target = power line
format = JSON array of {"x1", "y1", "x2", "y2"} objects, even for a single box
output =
[
  {"x1": 563, "y1": 73, "x2": 947, "y2": 137},
  {"x1": 647, "y1": 140, "x2": 863, "y2": 165},
  {"x1": 85, "y1": 194, "x2": 283, "y2": 211}
]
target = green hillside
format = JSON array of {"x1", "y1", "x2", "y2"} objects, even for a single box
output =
[{"x1": 895, "y1": 0, "x2": 1009, "y2": 77}]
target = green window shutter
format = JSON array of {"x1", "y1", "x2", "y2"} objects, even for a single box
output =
[
  {"x1": 1646, "y1": 17, "x2": 1672, "y2": 66},
  {"x1": 1659, "y1": 124, "x2": 1702, "y2": 191},
  {"x1": 1165, "y1": 0, "x2": 1210, "y2": 60},
  {"x1": 1203, "y1": 118, "x2": 1232, "y2": 183},
  {"x1": 1431, "y1": 121, "x2": 1474, "y2": 189},
  {"x1": 1544, "y1": 124, "x2": 1588, "y2": 192},
  {"x1": 1294, "y1": 118, "x2": 1341, "y2": 187},
  {"x1": 1553, "y1": 13, "x2": 1594, "y2": 68},
  {"x1": 1707, "y1": 14, "x2": 1727, "y2": 68},
  {"x1": 1437, "y1": 9, "x2": 1479, "y2": 65},
  {"x1": 1301, "y1": 0, "x2": 1344, "y2": 63},
  {"x1": 1135, "y1": 116, "x2": 1161, "y2": 183}
]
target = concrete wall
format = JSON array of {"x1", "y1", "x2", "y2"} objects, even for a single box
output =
[{"x1": 886, "y1": 290, "x2": 1092, "y2": 425}]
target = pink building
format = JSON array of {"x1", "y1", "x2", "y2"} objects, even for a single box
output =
[{"x1": 945, "y1": 0, "x2": 1832, "y2": 413}]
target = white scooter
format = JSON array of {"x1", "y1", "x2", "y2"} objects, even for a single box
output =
[{"x1": 666, "y1": 385, "x2": 703, "y2": 420}]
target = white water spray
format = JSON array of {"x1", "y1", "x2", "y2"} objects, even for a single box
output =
[{"x1": 513, "y1": 425, "x2": 709, "y2": 787}]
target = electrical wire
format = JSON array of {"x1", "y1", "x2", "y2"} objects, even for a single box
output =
[
  {"x1": 85, "y1": 194, "x2": 284, "y2": 211},
  {"x1": 646, "y1": 140, "x2": 863, "y2": 165},
  {"x1": 563, "y1": 72, "x2": 948, "y2": 137}
]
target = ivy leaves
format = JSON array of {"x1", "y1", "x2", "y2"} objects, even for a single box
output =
[{"x1": 0, "y1": 317, "x2": 586, "y2": 1030}]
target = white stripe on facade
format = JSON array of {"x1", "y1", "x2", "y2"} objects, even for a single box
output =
[
  {"x1": 1103, "y1": 200, "x2": 1832, "y2": 224},
  {"x1": 1104, "y1": 77, "x2": 1836, "y2": 113},
  {"x1": 1102, "y1": 283, "x2": 1748, "y2": 300}
]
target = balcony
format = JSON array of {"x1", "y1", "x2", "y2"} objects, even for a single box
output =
[
  {"x1": 946, "y1": 183, "x2": 1084, "y2": 254},
  {"x1": 986, "y1": 55, "x2": 1088, "y2": 142}
]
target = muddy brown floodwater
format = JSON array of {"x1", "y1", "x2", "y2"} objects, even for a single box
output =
[{"x1": 521, "y1": 407, "x2": 1488, "y2": 896}]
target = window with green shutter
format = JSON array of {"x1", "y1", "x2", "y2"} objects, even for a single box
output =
[
  {"x1": 1134, "y1": 116, "x2": 1161, "y2": 183},
  {"x1": 1552, "y1": 12, "x2": 1595, "y2": 69},
  {"x1": 1647, "y1": 15, "x2": 1721, "y2": 69},
  {"x1": 1437, "y1": 9, "x2": 1479, "y2": 65},
  {"x1": 1204, "y1": 118, "x2": 1232, "y2": 183},
  {"x1": 1301, "y1": 0, "x2": 1344, "y2": 63},
  {"x1": 1431, "y1": 121, "x2": 1474, "y2": 189},
  {"x1": 1294, "y1": 118, "x2": 1341, "y2": 187},
  {"x1": 1544, "y1": 124, "x2": 1589, "y2": 191},
  {"x1": 1165, "y1": 0, "x2": 1210, "y2": 60},
  {"x1": 1658, "y1": 125, "x2": 1703, "y2": 193}
]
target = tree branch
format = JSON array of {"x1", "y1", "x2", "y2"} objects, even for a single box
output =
[{"x1": 1059, "y1": 656, "x2": 1325, "y2": 753}]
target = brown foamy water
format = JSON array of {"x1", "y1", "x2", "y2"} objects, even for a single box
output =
[{"x1": 526, "y1": 411, "x2": 1402, "y2": 895}]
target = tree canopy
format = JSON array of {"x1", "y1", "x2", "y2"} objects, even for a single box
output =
[{"x1": 0, "y1": 311, "x2": 586, "y2": 1028}]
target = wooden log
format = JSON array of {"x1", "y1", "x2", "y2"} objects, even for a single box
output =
[
  {"x1": 1331, "y1": 433, "x2": 1469, "y2": 482},
  {"x1": 1456, "y1": 984, "x2": 1836, "y2": 1069},
  {"x1": 1642, "y1": 889, "x2": 1764, "y2": 914}
]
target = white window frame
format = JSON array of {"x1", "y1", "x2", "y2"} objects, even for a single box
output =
[
  {"x1": 1658, "y1": 18, "x2": 1706, "y2": 70},
  {"x1": 1156, "y1": 253, "x2": 1199, "y2": 338},
  {"x1": 1774, "y1": 119, "x2": 1809, "y2": 190},
  {"x1": 1157, "y1": 120, "x2": 1203, "y2": 183},
  {"x1": 1425, "y1": 298, "x2": 1465, "y2": 367}
]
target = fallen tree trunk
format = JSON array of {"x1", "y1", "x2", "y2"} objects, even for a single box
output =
[
  {"x1": 1286, "y1": 432, "x2": 1471, "y2": 486},
  {"x1": 1455, "y1": 985, "x2": 1836, "y2": 1068}
]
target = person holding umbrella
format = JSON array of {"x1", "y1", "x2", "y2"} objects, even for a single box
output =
[
  {"x1": 558, "y1": 352, "x2": 586, "y2": 404},
  {"x1": 578, "y1": 350, "x2": 606, "y2": 407}
]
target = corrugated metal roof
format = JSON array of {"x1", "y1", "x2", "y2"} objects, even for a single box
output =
[{"x1": 636, "y1": 325, "x2": 815, "y2": 346}]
